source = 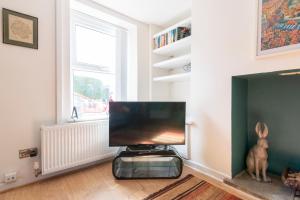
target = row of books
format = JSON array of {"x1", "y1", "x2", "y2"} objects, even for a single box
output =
[{"x1": 153, "y1": 26, "x2": 191, "y2": 49}]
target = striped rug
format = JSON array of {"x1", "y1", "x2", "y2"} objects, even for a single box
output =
[{"x1": 144, "y1": 174, "x2": 241, "y2": 200}]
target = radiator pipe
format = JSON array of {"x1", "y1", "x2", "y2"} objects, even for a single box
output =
[{"x1": 33, "y1": 161, "x2": 42, "y2": 177}]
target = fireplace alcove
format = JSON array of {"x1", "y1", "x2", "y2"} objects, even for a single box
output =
[{"x1": 230, "y1": 69, "x2": 300, "y2": 199}]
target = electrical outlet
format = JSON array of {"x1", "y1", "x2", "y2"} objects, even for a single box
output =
[
  {"x1": 19, "y1": 148, "x2": 38, "y2": 159},
  {"x1": 4, "y1": 172, "x2": 17, "y2": 183}
]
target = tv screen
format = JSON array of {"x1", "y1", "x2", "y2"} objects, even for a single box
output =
[{"x1": 109, "y1": 102, "x2": 186, "y2": 146}]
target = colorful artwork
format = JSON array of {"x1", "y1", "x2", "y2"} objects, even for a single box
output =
[{"x1": 258, "y1": 0, "x2": 300, "y2": 56}]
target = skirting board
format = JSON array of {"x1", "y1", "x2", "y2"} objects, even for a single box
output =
[
  {"x1": 0, "y1": 153, "x2": 115, "y2": 193},
  {"x1": 184, "y1": 160, "x2": 231, "y2": 181}
]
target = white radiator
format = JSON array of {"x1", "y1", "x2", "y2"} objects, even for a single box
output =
[{"x1": 41, "y1": 120, "x2": 116, "y2": 175}]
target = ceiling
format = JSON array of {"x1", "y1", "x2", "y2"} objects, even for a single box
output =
[{"x1": 92, "y1": 0, "x2": 192, "y2": 26}]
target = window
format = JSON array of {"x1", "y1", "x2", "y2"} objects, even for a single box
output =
[
  {"x1": 56, "y1": 1, "x2": 138, "y2": 123},
  {"x1": 71, "y1": 11, "x2": 126, "y2": 120}
]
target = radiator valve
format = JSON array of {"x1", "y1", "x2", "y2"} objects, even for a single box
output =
[{"x1": 33, "y1": 161, "x2": 41, "y2": 177}]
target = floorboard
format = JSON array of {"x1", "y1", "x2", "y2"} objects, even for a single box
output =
[{"x1": 0, "y1": 162, "x2": 261, "y2": 200}]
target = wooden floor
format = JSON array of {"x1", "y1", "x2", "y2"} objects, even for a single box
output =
[{"x1": 0, "y1": 162, "x2": 260, "y2": 200}]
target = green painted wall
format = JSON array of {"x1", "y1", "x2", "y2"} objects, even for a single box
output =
[
  {"x1": 232, "y1": 77, "x2": 248, "y2": 176},
  {"x1": 248, "y1": 76, "x2": 300, "y2": 175}
]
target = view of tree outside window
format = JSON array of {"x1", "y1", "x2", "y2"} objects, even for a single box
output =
[{"x1": 73, "y1": 70, "x2": 115, "y2": 119}]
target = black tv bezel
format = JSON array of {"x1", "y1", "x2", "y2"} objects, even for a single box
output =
[{"x1": 108, "y1": 101, "x2": 186, "y2": 147}]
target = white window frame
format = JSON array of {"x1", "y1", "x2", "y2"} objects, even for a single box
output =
[
  {"x1": 56, "y1": 0, "x2": 71, "y2": 123},
  {"x1": 56, "y1": 0, "x2": 138, "y2": 123}
]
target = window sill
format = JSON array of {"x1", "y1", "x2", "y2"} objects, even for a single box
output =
[{"x1": 67, "y1": 117, "x2": 109, "y2": 123}]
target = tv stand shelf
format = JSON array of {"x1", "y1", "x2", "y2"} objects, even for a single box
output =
[{"x1": 112, "y1": 147, "x2": 183, "y2": 179}]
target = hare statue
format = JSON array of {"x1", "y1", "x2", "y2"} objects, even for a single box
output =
[{"x1": 246, "y1": 122, "x2": 271, "y2": 182}]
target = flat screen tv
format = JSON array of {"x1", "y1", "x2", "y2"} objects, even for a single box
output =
[{"x1": 109, "y1": 102, "x2": 186, "y2": 146}]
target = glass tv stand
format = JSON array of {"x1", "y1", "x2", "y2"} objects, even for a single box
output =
[{"x1": 112, "y1": 146, "x2": 183, "y2": 179}]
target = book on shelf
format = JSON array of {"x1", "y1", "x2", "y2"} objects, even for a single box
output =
[{"x1": 153, "y1": 25, "x2": 191, "y2": 49}]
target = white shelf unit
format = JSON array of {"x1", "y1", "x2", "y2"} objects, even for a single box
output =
[
  {"x1": 151, "y1": 17, "x2": 191, "y2": 84},
  {"x1": 153, "y1": 54, "x2": 191, "y2": 69},
  {"x1": 153, "y1": 73, "x2": 191, "y2": 82},
  {"x1": 150, "y1": 16, "x2": 191, "y2": 103}
]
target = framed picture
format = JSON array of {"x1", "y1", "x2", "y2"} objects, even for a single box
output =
[
  {"x1": 2, "y1": 8, "x2": 38, "y2": 49},
  {"x1": 257, "y1": 0, "x2": 300, "y2": 57}
]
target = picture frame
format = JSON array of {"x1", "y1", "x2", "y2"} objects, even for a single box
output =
[
  {"x1": 256, "y1": 0, "x2": 300, "y2": 57},
  {"x1": 2, "y1": 8, "x2": 38, "y2": 49}
]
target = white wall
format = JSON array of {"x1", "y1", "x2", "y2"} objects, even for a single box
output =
[
  {"x1": 0, "y1": 0, "x2": 149, "y2": 192},
  {"x1": 0, "y1": 0, "x2": 56, "y2": 191},
  {"x1": 190, "y1": 0, "x2": 300, "y2": 178}
]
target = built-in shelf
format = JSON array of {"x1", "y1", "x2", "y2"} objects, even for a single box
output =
[
  {"x1": 153, "y1": 73, "x2": 190, "y2": 82},
  {"x1": 150, "y1": 16, "x2": 191, "y2": 111},
  {"x1": 153, "y1": 54, "x2": 191, "y2": 69},
  {"x1": 153, "y1": 36, "x2": 191, "y2": 56}
]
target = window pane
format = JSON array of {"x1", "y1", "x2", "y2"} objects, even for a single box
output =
[
  {"x1": 75, "y1": 25, "x2": 116, "y2": 69},
  {"x1": 73, "y1": 70, "x2": 115, "y2": 119}
]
